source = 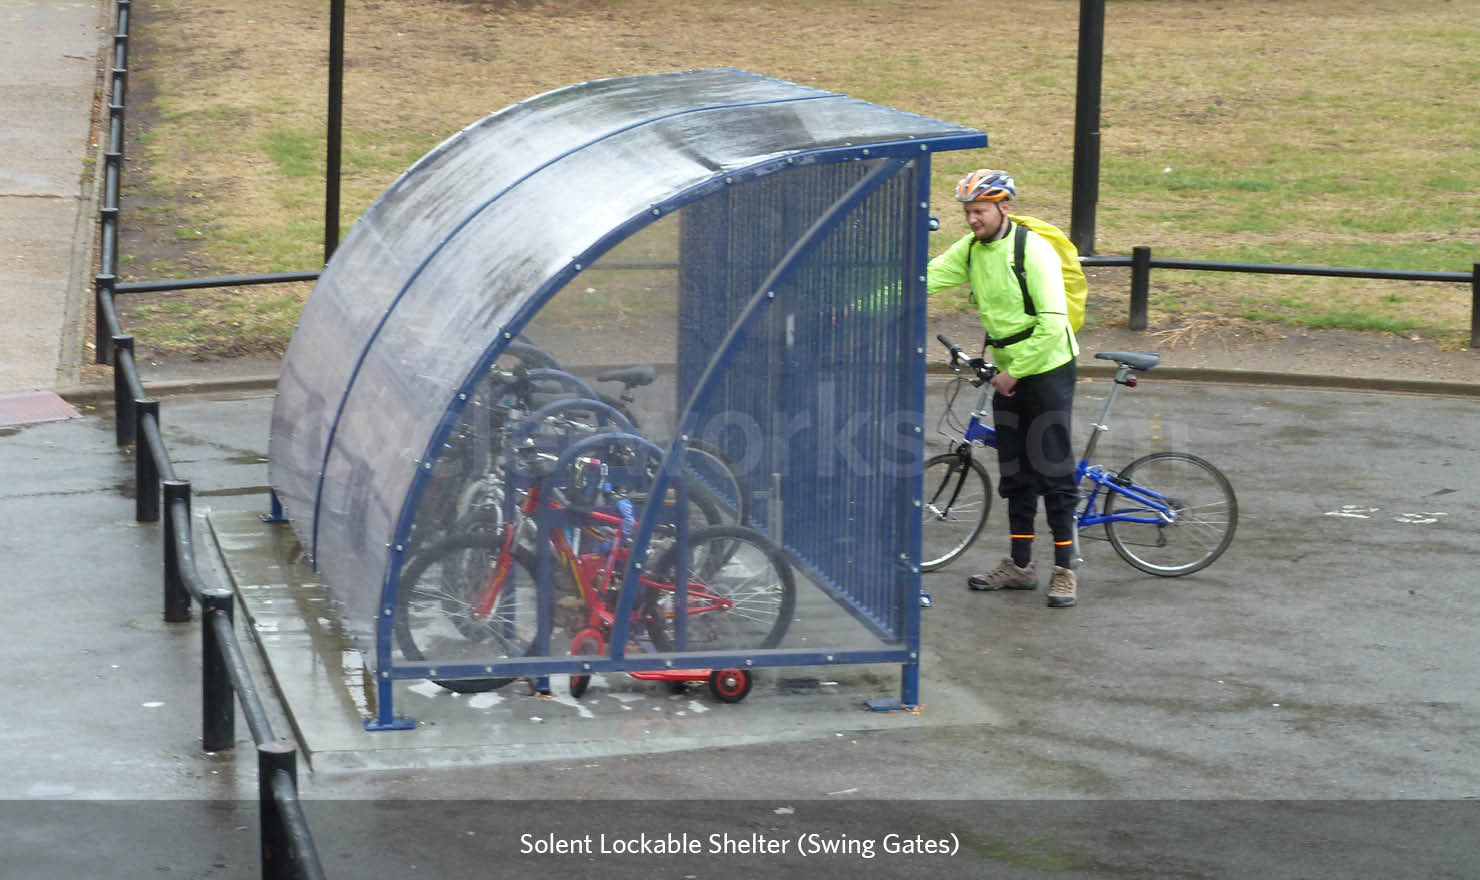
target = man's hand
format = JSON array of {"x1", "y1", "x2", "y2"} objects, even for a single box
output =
[{"x1": 989, "y1": 370, "x2": 1018, "y2": 397}]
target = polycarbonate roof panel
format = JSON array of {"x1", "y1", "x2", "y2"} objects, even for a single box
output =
[{"x1": 267, "y1": 67, "x2": 984, "y2": 644}]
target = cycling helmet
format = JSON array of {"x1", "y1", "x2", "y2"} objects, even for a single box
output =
[{"x1": 955, "y1": 169, "x2": 1016, "y2": 202}]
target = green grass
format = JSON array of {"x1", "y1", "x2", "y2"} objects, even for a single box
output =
[{"x1": 119, "y1": 0, "x2": 1480, "y2": 356}]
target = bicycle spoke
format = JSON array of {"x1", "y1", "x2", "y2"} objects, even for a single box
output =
[{"x1": 1104, "y1": 451, "x2": 1237, "y2": 576}]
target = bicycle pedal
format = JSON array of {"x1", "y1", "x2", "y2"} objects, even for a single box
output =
[{"x1": 919, "y1": 591, "x2": 933, "y2": 608}]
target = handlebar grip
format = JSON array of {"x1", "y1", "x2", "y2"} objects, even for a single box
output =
[{"x1": 936, "y1": 333, "x2": 964, "y2": 360}]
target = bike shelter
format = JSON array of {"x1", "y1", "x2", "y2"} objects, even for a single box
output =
[{"x1": 266, "y1": 68, "x2": 986, "y2": 729}]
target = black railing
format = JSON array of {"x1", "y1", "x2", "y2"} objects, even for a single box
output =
[
  {"x1": 1083, "y1": 249, "x2": 1480, "y2": 347},
  {"x1": 92, "y1": 2, "x2": 328, "y2": 878}
]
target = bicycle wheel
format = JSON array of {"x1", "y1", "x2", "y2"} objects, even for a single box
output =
[
  {"x1": 681, "y1": 438, "x2": 751, "y2": 527},
  {"x1": 920, "y1": 452, "x2": 993, "y2": 571},
  {"x1": 393, "y1": 532, "x2": 540, "y2": 693},
  {"x1": 567, "y1": 628, "x2": 604, "y2": 699},
  {"x1": 1103, "y1": 451, "x2": 1237, "y2": 577},
  {"x1": 643, "y1": 525, "x2": 796, "y2": 653}
]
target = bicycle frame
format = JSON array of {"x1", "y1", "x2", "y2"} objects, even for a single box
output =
[
  {"x1": 469, "y1": 464, "x2": 735, "y2": 650},
  {"x1": 941, "y1": 358, "x2": 1180, "y2": 565}
]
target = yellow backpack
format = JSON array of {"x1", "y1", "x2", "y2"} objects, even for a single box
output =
[{"x1": 968, "y1": 215, "x2": 1087, "y2": 333}]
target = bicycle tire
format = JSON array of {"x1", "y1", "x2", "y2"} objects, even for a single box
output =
[
  {"x1": 920, "y1": 452, "x2": 993, "y2": 571},
  {"x1": 393, "y1": 532, "x2": 540, "y2": 693},
  {"x1": 642, "y1": 525, "x2": 796, "y2": 653},
  {"x1": 1103, "y1": 451, "x2": 1237, "y2": 577},
  {"x1": 678, "y1": 438, "x2": 750, "y2": 527}
]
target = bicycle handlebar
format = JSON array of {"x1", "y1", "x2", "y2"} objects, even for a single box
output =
[{"x1": 935, "y1": 334, "x2": 998, "y2": 385}]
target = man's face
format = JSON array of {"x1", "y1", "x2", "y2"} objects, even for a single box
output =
[{"x1": 963, "y1": 200, "x2": 1009, "y2": 240}]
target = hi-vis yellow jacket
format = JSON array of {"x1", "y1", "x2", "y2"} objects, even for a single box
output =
[{"x1": 927, "y1": 222, "x2": 1079, "y2": 379}]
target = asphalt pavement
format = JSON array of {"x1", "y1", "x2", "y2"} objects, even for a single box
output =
[
  {"x1": 4, "y1": 1, "x2": 1480, "y2": 876},
  {"x1": 5, "y1": 374, "x2": 1480, "y2": 878}
]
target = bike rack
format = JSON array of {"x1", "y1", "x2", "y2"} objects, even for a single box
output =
[{"x1": 262, "y1": 68, "x2": 987, "y2": 728}]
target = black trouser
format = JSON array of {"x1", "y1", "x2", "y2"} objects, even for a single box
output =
[{"x1": 992, "y1": 359, "x2": 1077, "y2": 560}]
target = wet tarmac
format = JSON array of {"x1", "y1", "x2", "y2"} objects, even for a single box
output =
[{"x1": 6, "y1": 374, "x2": 1480, "y2": 878}]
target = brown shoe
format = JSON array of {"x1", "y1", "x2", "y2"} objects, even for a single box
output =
[
  {"x1": 967, "y1": 557, "x2": 1038, "y2": 591},
  {"x1": 1047, "y1": 566, "x2": 1077, "y2": 607}
]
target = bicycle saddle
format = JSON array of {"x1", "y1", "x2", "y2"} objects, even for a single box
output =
[
  {"x1": 1094, "y1": 351, "x2": 1160, "y2": 371},
  {"x1": 596, "y1": 365, "x2": 657, "y2": 387}
]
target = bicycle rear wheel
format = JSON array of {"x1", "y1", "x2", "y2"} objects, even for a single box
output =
[
  {"x1": 643, "y1": 525, "x2": 796, "y2": 652},
  {"x1": 920, "y1": 452, "x2": 993, "y2": 571},
  {"x1": 681, "y1": 439, "x2": 751, "y2": 527},
  {"x1": 393, "y1": 532, "x2": 539, "y2": 692},
  {"x1": 1103, "y1": 451, "x2": 1237, "y2": 576}
]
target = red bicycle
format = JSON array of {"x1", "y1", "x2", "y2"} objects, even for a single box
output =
[{"x1": 394, "y1": 450, "x2": 796, "y2": 702}]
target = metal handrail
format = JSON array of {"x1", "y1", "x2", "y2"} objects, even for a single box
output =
[
  {"x1": 1083, "y1": 249, "x2": 1479, "y2": 345},
  {"x1": 94, "y1": 1, "x2": 329, "y2": 877}
]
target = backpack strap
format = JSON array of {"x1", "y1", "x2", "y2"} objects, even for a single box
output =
[
  {"x1": 1012, "y1": 223, "x2": 1037, "y2": 317},
  {"x1": 976, "y1": 223, "x2": 1039, "y2": 351}
]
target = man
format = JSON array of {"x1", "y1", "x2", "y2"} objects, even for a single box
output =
[{"x1": 926, "y1": 169, "x2": 1081, "y2": 607}]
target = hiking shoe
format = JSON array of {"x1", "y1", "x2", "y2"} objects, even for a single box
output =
[
  {"x1": 1047, "y1": 566, "x2": 1077, "y2": 607},
  {"x1": 967, "y1": 557, "x2": 1038, "y2": 591}
]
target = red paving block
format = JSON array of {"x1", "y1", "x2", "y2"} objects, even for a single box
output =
[{"x1": 0, "y1": 390, "x2": 79, "y2": 427}]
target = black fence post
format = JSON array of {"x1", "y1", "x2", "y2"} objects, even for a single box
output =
[
  {"x1": 202, "y1": 590, "x2": 235, "y2": 751},
  {"x1": 259, "y1": 742, "x2": 297, "y2": 879},
  {"x1": 96, "y1": 278, "x2": 117, "y2": 365},
  {"x1": 1130, "y1": 246, "x2": 1151, "y2": 330},
  {"x1": 163, "y1": 479, "x2": 193, "y2": 622},
  {"x1": 325, "y1": 0, "x2": 346, "y2": 262},
  {"x1": 112, "y1": 335, "x2": 134, "y2": 445},
  {"x1": 1069, "y1": 0, "x2": 1106, "y2": 256},
  {"x1": 1470, "y1": 262, "x2": 1478, "y2": 350},
  {"x1": 134, "y1": 398, "x2": 159, "y2": 522}
]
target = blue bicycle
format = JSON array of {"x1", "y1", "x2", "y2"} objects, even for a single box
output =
[{"x1": 922, "y1": 334, "x2": 1237, "y2": 577}]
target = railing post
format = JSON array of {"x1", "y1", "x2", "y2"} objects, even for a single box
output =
[
  {"x1": 97, "y1": 278, "x2": 118, "y2": 365},
  {"x1": 135, "y1": 398, "x2": 159, "y2": 522},
  {"x1": 1130, "y1": 246, "x2": 1151, "y2": 331},
  {"x1": 202, "y1": 589, "x2": 235, "y2": 750},
  {"x1": 259, "y1": 742, "x2": 298, "y2": 880},
  {"x1": 1470, "y1": 262, "x2": 1478, "y2": 351},
  {"x1": 163, "y1": 479, "x2": 193, "y2": 622},
  {"x1": 112, "y1": 335, "x2": 134, "y2": 445}
]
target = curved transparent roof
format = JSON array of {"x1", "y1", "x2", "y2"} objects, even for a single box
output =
[{"x1": 267, "y1": 67, "x2": 984, "y2": 645}]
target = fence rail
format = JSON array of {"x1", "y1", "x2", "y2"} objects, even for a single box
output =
[
  {"x1": 93, "y1": 2, "x2": 328, "y2": 877},
  {"x1": 1083, "y1": 248, "x2": 1480, "y2": 346}
]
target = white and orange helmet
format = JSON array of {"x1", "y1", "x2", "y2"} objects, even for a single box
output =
[{"x1": 955, "y1": 169, "x2": 1016, "y2": 203}]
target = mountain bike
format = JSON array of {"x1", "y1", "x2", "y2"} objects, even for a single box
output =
[{"x1": 922, "y1": 334, "x2": 1237, "y2": 576}]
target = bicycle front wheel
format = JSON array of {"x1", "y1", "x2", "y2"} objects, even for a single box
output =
[
  {"x1": 643, "y1": 525, "x2": 796, "y2": 653},
  {"x1": 1103, "y1": 451, "x2": 1237, "y2": 577},
  {"x1": 394, "y1": 532, "x2": 540, "y2": 692},
  {"x1": 920, "y1": 452, "x2": 993, "y2": 571}
]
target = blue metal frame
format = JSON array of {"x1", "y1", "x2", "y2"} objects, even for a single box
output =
[
  {"x1": 309, "y1": 87, "x2": 850, "y2": 565},
  {"x1": 948, "y1": 402, "x2": 1184, "y2": 531},
  {"x1": 365, "y1": 137, "x2": 980, "y2": 729}
]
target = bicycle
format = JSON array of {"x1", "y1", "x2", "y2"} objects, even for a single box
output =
[
  {"x1": 394, "y1": 423, "x2": 796, "y2": 702},
  {"x1": 922, "y1": 334, "x2": 1237, "y2": 577}
]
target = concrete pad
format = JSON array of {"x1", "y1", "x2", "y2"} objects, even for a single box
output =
[
  {"x1": 0, "y1": 197, "x2": 84, "y2": 390},
  {"x1": 203, "y1": 508, "x2": 1003, "y2": 773},
  {"x1": 0, "y1": 389, "x2": 78, "y2": 426},
  {"x1": 0, "y1": 0, "x2": 107, "y2": 392}
]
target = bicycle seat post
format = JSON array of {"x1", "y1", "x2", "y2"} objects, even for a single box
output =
[{"x1": 1079, "y1": 365, "x2": 1129, "y2": 467}]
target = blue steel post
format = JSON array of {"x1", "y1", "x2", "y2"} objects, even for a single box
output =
[{"x1": 901, "y1": 152, "x2": 935, "y2": 709}]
